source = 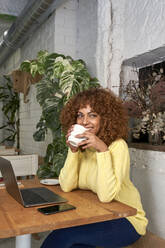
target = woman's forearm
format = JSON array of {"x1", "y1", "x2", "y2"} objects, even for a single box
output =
[{"x1": 59, "y1": 149, "x2": 80, "y2": 192}]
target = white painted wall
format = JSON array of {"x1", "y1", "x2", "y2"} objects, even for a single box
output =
[
  {"x1": 96, "y1": 0, "x2": 125, "y2": 92},
  {"x1": 123, "y1": 0, "x2": 165, "y2": 60},
  {"x1": 76, "y1": 0, "x2": 97, "y2": 77},
  {"x1": 19, "y1": 10, "x2": 57, "y2": 155},
  {"x1": 96, "y1": 0, "x2": 112, "y2": 88},
  {"x1": 130, "y1": 148, "x2": 165, "y2": 239},
  {"x1": 54, "y1": 0, "x2": 98, "y2": 78},
  {"x1": 106, "y1": 0, "x2": 165, "y2": 94}
]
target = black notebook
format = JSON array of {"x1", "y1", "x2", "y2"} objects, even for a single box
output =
[{"x1": 0, "y1": 157, "x2": 67, "y2": 207}]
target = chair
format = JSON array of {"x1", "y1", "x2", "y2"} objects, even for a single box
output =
[{"x1": 0, "y1": 154, "x2": 38, "y2": 178}]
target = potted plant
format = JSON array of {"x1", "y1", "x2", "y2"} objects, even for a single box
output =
[
  {"x1": 20, "y1": 50, "x2": 100, "y2": 178},
  {"x1": 122, "y1": 68, "x2": 165, "y2": 145},
  {"x1": 0, "y1": 75, "x2": 20, "y2": 148}
]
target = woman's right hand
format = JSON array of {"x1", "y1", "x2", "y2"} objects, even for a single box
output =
[{"x1": 66, "y1": 125, "x2": 79, "y2": 153}]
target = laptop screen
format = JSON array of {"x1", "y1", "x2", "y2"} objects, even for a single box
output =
[{"x1": 0, "y1": 157, "x2": 67, "y2": 207}]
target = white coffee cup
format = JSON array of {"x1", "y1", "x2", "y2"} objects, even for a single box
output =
[{"x1": 68, "y1": 124, "x2": 88, "y2": 147}]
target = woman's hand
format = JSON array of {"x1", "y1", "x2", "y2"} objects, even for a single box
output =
[
  {"x1": 65, "y1": 126, "x2": 79, "y2": 153},
  {"x1": 76, "y1": 131, "x2": 108, "y2": 152}
]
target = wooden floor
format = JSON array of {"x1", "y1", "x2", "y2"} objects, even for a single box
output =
[
  {"x1": 126, "y1": 231, "x2": 165, "y2": 248},
  {"x1": 97, "y1": 231, "x2": 165, "y2": 248}
]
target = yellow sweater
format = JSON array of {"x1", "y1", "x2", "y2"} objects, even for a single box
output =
[{"x1": 59, "y1": 139, "x2": 148, "y2": 235}]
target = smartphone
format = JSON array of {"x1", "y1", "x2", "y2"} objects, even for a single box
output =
[{"x1": 37, "y1": 203, "x2": 76, "y2": 215}]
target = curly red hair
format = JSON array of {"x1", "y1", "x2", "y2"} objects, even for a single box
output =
[{"x1": 60, "y1": 88, "x2": 128, "y2": 146}]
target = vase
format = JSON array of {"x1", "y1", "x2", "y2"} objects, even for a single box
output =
[{"x1": 148, "y1": 132, "x2": 162, "y2": 145}]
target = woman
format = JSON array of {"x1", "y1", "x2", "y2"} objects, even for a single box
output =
[{"x1": 41, "y1": 88, "x2": 148, "y2": 248}]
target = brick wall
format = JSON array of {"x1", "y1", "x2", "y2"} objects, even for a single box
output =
[
  {"x1": 123, "y1": 0, "x2": 165, "y2": 60},
  {"x1": 19, "y1": 11, "x2": 57, "y2": 155}
]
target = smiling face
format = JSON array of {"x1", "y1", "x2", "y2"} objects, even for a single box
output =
[{"x1": 76, "y1": 105, "x2": 101, "y2": 135}]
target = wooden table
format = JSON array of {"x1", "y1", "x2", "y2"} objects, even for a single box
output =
[{"x1": 0, "y1": 178, "x2": 137, "y2": 248}]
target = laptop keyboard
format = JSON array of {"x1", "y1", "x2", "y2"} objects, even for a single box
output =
[{"x1": 21, "y1": 188, "x2": 48, "y2": 205}]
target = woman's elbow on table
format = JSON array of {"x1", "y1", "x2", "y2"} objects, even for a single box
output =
[
  {"x1": 97, "y1": 192, "x2": 116, "y2": 203},
  {"x1": 97, "y1": 183, "x2": 119, "y2": 203},
  {"x1": 60, "y1": 182, "x2": 77, "y2": 192}
]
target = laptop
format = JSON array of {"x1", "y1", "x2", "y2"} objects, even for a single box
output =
[{"x1": 0, "y1": 157, "x2": 67, "y2": 207}]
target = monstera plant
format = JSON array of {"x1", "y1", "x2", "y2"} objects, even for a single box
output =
[{"x1": 20, "y1": 50, "x2": 100, "y2": 178}]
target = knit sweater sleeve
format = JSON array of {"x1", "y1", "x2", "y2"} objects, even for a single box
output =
[
  {"x1": 96, "y1": 139, "x2": 130, "y2": 202},
  {"x1": 59, "y1": 148, "x2": 80, "y2": 192}
]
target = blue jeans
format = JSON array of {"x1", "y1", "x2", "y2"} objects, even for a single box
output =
[{"x1": 41, "y1": 218, "x2": 141, "y2": 248}]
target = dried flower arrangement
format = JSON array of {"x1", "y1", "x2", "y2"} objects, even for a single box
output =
[{"x1": 122, "y1": 67, "x2": 165, "y2": 145}]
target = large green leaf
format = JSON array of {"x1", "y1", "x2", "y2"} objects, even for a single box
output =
[
  {"x1": 33, "y1": 129, "x2": 46, "y2": 141},
  {"x1": 33, "y1": 116, "x2": 47, "y2": 141},
  {"x1": 37, "y1": 164, "x2": 58, "y2": 179},
  {"x1": 20, "y1": 60, "x2": 31, "y2": 72},
  {"x1": 36, "y1": 76, "x2": 60, "y2": 106},
  {"x1": 20, "y1": 50, "x2": 101, "y2": 178}
]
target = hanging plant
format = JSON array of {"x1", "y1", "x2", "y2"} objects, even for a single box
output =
[
  {"x1": 0, "y1": 75, "x2": 20, "y2": 148},
  {"x1": 20, "y1": 50, "x2": 100, "y2": 178}
]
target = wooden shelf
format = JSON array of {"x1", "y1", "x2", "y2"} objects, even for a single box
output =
[{"x1": 128, "y1": 142, "x2": 165, "y2": 152}]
